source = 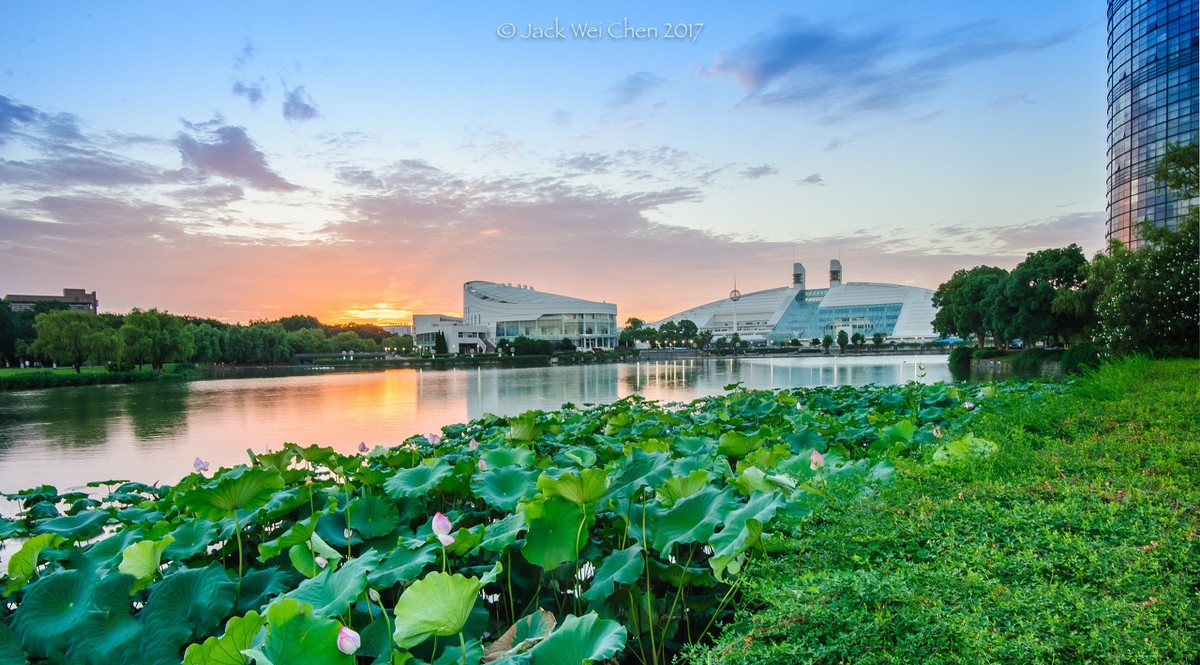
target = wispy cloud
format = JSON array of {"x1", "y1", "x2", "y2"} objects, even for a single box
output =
[
  {"x1": 175, "y1": 121, "x2": 299, "y2": 191},
  {"x1": 608, "y1": 72, "x2": 667, "y2": 106},
  {"x1": 710, "y1": 17, "x2": 1079, "y2": 122},
  {"x1": 282, "y1": 86, "x2": 320, "y2": 121},
  {"x1": 741, "y1": 164, "x2": 779, "y2": 179},
  {"x1": 797, "y1": 173, "x2": 825, "y2": 186}
]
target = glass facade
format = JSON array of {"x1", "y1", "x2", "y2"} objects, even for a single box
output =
[
  {"x1": 1106, "y1": 0, "x2": 1199, "y2": 247},
  {"x1": 496, "y1": 313, "x2": 617, "y2": 348},
  {"x1": 772, "y1": 289, "x2": 906, "y2": 341}
]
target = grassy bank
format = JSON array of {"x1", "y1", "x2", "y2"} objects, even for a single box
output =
[{"x1": 687, "y1": 357, "x2": 1200, "y2": 664}]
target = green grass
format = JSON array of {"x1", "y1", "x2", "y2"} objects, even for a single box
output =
[{"x1": 686, "y1": 357, "x2": 1200, "y2": 664}]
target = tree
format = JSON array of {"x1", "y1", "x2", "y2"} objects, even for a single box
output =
[
  {"x1": 433, "y1": 331, "x2": 449, "y2": 355},
  {"x1": 619, "y1": 317, "x2": 645, "y2": 347},
  {"x1": 32, "y1": 310, "x2": 122, "y2": 372},
  {"x1": 1153, "y1": 141, "x2": 1198, "y2": 199},
  {"x1": 0, "y1": 300, "x2": 16, "y2": 367},
  {"x1": 677, "y1": 319, "x2": 698, "y2": 341},
  {"x1": 851, "y1": 332, "x2": 865, "y2": 353},
  {"x1": 836, "y1": 330, "x2": 849, "y2": 353},
  {"x1": 383, "y1": 334, "x2": 414, "y2": 354},
  {"x1": 1094, "y1": 214, "x2": 1199, "y2": 356},
  {"x1": 730, "y1": 333, "x2": 743, "y2": 354},
  {"x1": 559, "y1": 337, "x2": 576, "y2": 351},
  {"x1": 932, "y1": 266, "x2": 1009, "y2": 347},
  {"x1": 1005, "y1": 245, "x2": 1090, "y2": 346},
  {"x1": 121, "y1": 308, "x2": 195, "y2": 371},
  {"x1": 695, "y1": 330, "x2": 714, "y2": 350},
  {"x1": 872, "y1": 332, "x2": 885, "y2": 348},
  {"x1": 287, "y1": 327, "x2": 330, "y2": 355},
  {"x1": 189, "y1": 322, "x2": 224, "y2": 363},
  {"x1": 276, "y1": 314, "x2": 323, "y2": 332},
  {"x1": 821, "y1": 334, "x2": 833, "y2": 354}
]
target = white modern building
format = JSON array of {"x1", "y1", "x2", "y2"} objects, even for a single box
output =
[
  {"x1": 412, "y1": 314, "x2": 490, "y2": 354},
  {"x1": 463, "y1": 281, "x2": 618, "y2": 350},
  {"x1": 655, "y1": 261, "x2": 939, "y2": 344}
]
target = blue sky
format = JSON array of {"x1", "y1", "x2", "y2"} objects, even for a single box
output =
[{"x1": 0, "y1": 0, "x2": 1108, "y2": 323}]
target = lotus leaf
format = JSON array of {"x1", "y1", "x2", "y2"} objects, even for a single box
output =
[
  {"x1": 348, "y1": 491, "x2": 401, "y2": 539},
  {"x1": 520, "y1": 497, "x2": 590, "y2": 569},
  {"x1": 5, "y1": 533, "x2": 65, "y2": 594},
  {"x1": 392, "y1": 571, "x2": 487, "y2": 648},
  {"x1": 650, "y1": 485, "x2": 735, "y2": 552},
  {"x1": 178, "y1": 466, "x2": 285, "y2": 521},
  {"x1": 164, "y1": 518, "x2": 220, "y2": 561},
  {"x1": 182, "y1": 610, "x2": 266, "y2": 665},
  {"x1": 0, "y1": 620, "x2": 27, "y2": 665},
  {"x1": 507, "y1": 414, "x2": 541, "y2": 442},
  {"x1": 9, "y1": 567, "x2": 95, "y2": 658},
  {"x1": 480, "y1": 446, "x2": 536, "y2": 469},
  {"x1": 536, "y1": 468, "x2": 608, "y2": 507},
  {"x1": 382, "y1": 460, "x2": 454, "y2": 499},
  {"x1": 484, "y1": 609, "x2": 556, "y2": 661},
  {"x1": 32, "y1": 509, "x2": 112, "y2": 542},
  {"x1": 290, "y1": 550, "x2": 381, "y2": 616},
  {"x1": 582, "y1": 544, "x2": 643, "y2": 603},
  {"x1": 472, "y1": 467, "x2": 539, "y2": 511},
  {"x1": 368, "y1": 542, "x2": 439, "y2": 587},
  {"x1": 528, "y1": 612, "x2": 627, "y2": 665},
  {"x1": 242, "y1": 598, "x2": 354, "y2": 665},
  {"x1": 118, "y1": 534, "x2": 175, "y2": 592}
]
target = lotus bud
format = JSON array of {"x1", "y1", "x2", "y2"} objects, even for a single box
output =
[
  {"x1": 468, "y1": 438, "x2": 479, "y2": 450},
  {"x1": 432, "y1": 511, "x2": 455, "y2": 547},
  {"x1": 478, "y1": 459, "x2": 488, "y2": 472},
  {"x1": 358, "y1": 441, "x2": 368, "y2": 453},
  {"x1": 428, "y1": 433, "x2": 441, "y2": 445},
  {"x1": 336, "y1": 626, "x2": 361, "y2": 655},
  {"x1": 315, "y1": 556, "x2": 328, "y2": 569},
  {"x1": 809, "y1": 449, "x2": 825, "y2": 471}
]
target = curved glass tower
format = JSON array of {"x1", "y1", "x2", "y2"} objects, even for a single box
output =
[{"x1": 1106, "y1": 0, "x2": 1199, "y2": 247}]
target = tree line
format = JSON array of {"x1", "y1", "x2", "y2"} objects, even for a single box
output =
[
  {"x1": 0, "y1": 306, "x2": 409, "y2": 372},
  {"x1": 933, "y1": 142, "x2": 1198, "y2": 357}
]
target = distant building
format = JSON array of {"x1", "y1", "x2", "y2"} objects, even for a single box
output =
[
  {"x1": 412, "y1": 314, "x2": 490, "y2": 355},
  {"x1": 4, "y1": 288, "x2": 99, "y2": 314},
  {"x1": 383, "y1": 324, "x2": 414, "y2": 337},
  {"x1": 463, "y1": 281, "x2": 618, "y2": 351},
  {"x1": 654, "y1": 261, "x2": 938, "y2": 344},
  {"x1": 1105, "y1": 0, "x2": 1198, "y2": 247}
]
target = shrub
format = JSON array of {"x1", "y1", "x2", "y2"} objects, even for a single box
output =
[
  {"x1": 948, "y1": 346, "x2": 973, "y2": 367},
  {"x1": 971, "y1": 348, "x2": 1006, "y2": 360},
  {"x1": 1060, "y1": 343, "x2": 1102, "y2": 374}
]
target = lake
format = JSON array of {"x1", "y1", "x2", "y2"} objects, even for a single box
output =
[{"x1": 0, "y1": 355, "x2": 955, "y2": 493}]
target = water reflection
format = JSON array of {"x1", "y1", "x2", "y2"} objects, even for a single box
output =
[{"x1": 0, "y1": 355, "x2": 954, "y2": 491}]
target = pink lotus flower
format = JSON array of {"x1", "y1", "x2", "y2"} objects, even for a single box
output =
[
  {"x1": 358, "y1": 441, "x2": 368, "y2": 453},
  {"x1": 809, "y1": 449, "x2": 825, "y2": 471},
  {"x1": 315, "y1": 556, "x2": 329, "y2": 569},
  {"x1": 428, "y1": 433, "x2": 441, "y2": 445},
  {"x1": 336, "y1": 626, "x2": 361, "y2": 655},
  {"x1": 468, "y1": 438, "x2": 479, "y2": 451},
  {"x1": 432, "y1": 511, "x2": 455, "y2": 547},
  {"x1": 963, "y1": 402, "x2": 976, "y2": 410},
  {"x1": 933, "y1": 425, "x2": 943, "y2": 439},
  {"x1": 478, "y1": 459, "x2": 488, "y2": 471},
  {"x1": 193, "y1": 457, "x2": 210, "y2": 473}
]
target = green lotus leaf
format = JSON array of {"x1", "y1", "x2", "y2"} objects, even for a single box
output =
[
  {"x1": 32, "y1": 509, "x2": 112, "y2": 542},
  {"x1": 729, "y1": 466, "x2": 795, "y2": 496},
  {"x1": 66, "y1": 496, "x2": 102, "y2": 515},
  {"x1": 164, "y1": 518, "x2": 220, "y2": 561},
  {"x1": 290, "y1": 550, "x2": 382, "y2": 617},
  {"x1": 708, "y1": 490, "x2": 785, "y2": 580},
  {"x1": 26, "y1": 501, "x2": 60, "y2": 520},
  {"x1": 480, "y1": 446, "x2": 536, "y2": 469},
  {"x1": 472, "y1": 467, "x2": 539, "y2": 511},
  {"x1": 139, "y1": 562, "x2": 237, "y2": 650},
  {"x1": 878, "y1": 419, "x2": 917, "y2": 445},
  {"x1": 258, "y1": 512, "x2": 323, "y2": 562},
  {"x1": 520, "y1": 496, "x2": 591, "y2": 570},
  {"x1": 0, "y1": 516, "x2": 26, "y2": 540},
  {"x1": 716, "y1": 429, "x2": 765, "y2": 458},
  {"x1": 582, "y1": 544, "x2": 644, "y2": 603},
  {"x1": 556, "y1": 446, "x2": 597, "y2": 468},
  {"x1": 382, "y1": 460, "x2": 453, "y2": 499},
  {"x1": 933, "y1": 434, "x2": 998, "y2": 466},
  {"x1": 289, "y1": 543, "x2": 320, "y2": 579},
  {"x1": 118, "y1": 534, "x2": 174, "y2": 592},
  {"x1": 67, "y1": 572, "x2": 141, "y2": 664},
  {"x1": 507, "y1": 414, "x2": 542, "y2": 442},
  {"x1": 259, "y1": 486, "x2": 310, "y2": 520},
  {"x1": 235, "y1": 567, "x2": 292, "y2": 615},
  {"x1": 243, "y1": 598, "x2": 354, "y2": 665},
  {"x1": 0, "y1": 620, "x2": 28, "y2": 665},
  {"x1": 650, "y1": 485, "x2": 735, "y2": 552},
  {"x1": 601, "y1": 448, "x2": 672, "y2": 505},
  {"x1": 295, "y1": 443, "x2": 338, "y2": 466},
  {"x1": 528, "y1": 612, "x2": 627, "y2": 665},
  {"x1": 672, "y1": 435, "x2": 715, "y2": 457},
  {"x1": 348, "y1": 491, "x2": 400, "y2": 539},
  {"x1": 655, "y1": 469, "x2": 710, "y2": 508},
  {"x1": 116, "y1": 506, "x2": 165, "y2": 524},
  {"x1": 10, "y1": 567, "x2": 95, "y2": 658},
  {"x1": 484, "y1": 609, "x2": 556, "y2": 661},
  {"x1": 368, "y1": 542, "x2": 439, "y2": 588},
  {"x1": 82, "y1": 529, "x2": 141, "y2": 572},
  {"x1": 479, "y1": 512, "x2": 527, "y2": 553},
  {"x1": 179, "y1": 466, "x2": 285, "y2": 520},
  {"x1": 182, "y1": 610, "x2": 266, "y2": 665},
  {"x1": 392, "y1": 571, "x2": 486, "y2": 648},
  {"x1": 537, "y1": 468, "x2": 608, "y2": 507},
  {"x1": 5, "y1": 533, "x2": 65, "y2": 595}
]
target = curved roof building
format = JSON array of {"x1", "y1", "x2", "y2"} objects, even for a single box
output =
[
  {"x1": 654, "y1": 261, "x2": 938, "y2": 343},
  {"x1": 463, "y1": 281, "x2": 618, "y2": 350}
]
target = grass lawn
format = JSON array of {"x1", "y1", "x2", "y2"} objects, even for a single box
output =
[
  {"x1": 0, "y1": 366, "x2": 111, "y2": 377},
  {"x1": 688, "y1": 357, "x2": 1200, "y2": 664}
]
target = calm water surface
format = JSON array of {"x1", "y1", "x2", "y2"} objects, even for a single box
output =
[{"x1": 0, "y1": 355, "x2": 953, "y2": 493}]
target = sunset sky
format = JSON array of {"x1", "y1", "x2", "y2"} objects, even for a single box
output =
[{"x1": 0, "y1": 0, "x2": 1107, "y2": 325}]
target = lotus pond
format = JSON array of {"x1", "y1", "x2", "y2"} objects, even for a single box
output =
[{"x1": 0, "y1": 378, "x2": 1024, "y2": 664}]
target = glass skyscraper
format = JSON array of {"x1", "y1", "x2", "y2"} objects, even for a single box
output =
[{"x1": 1106, "y1": 0, "x2": 1199, "y2": 247}]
